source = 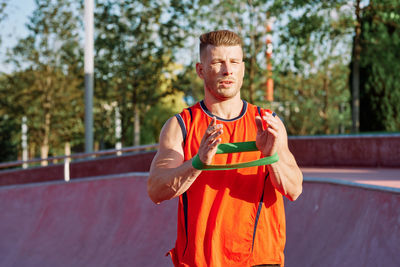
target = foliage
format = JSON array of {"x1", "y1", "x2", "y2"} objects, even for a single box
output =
[
  {"x1": 2, "y1": 0, "x2": 84, "y2": 159},
  {"x1": 94, "y1": 0, "x2": 192, "y2": 147},
  {"x1": 0, "y1": 114, "x2": 18, "y2": 163},
  {"x1": 142, "y1": 90, "x2": 187, "y2": 144},
  {"x1": 359, "y1": 0, "x2": 400, "y2": 132},
  {"x1": 173, "y1": 64, "x2": 203, "y2": 105},
  {"x1": 186, "y1": 0, "x2": 354, "y2": 135},
  {"x1": 1, "y1": 0, "x2": 399, "y2": 164},
  {"x1": 0, "y1": 73, "x2": 19, "y2": 162},
  {"x1": 275, "y1": 63, "x2": 351, "y2": 135},
  {"x1": 272, "y1": 0, "x2": 354, "y2": 135}
]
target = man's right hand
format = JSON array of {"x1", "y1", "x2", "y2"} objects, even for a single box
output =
[
  {"x1": 148, "y1": 116, "x2": 223, "y2": 203},
  {"x1": 197, "y1": 116, "x2": 223, "y2": 165}
]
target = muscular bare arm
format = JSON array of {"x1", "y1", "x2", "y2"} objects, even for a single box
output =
[
  {"x1": 147, "y1": 116, "x2": 223, "y2": 204},
  {"x1": 255, "y1": 112, "x2": 303, "y2": 201}
]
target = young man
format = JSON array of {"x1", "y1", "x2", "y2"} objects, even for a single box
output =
[{"x1": 147, "y1": 30, "x2": 303, "y2": 267}]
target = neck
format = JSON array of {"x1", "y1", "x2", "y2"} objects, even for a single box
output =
[{"x1": 203, "y1": 94, "x2": 243, "y2": 120}]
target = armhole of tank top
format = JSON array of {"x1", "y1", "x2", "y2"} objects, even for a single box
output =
[
  {"x1": 174, "y1": 107, "x2": 192, "y2": 149},
  {"x1": 187, "y1": 107, "x2": 193, "y2": 122},
  {"x1": 257, "y1": 106, "x2": 262, "y2": 117},
  {"x1": 174, "y1": 114, "x2": 187, "y2": 147}
]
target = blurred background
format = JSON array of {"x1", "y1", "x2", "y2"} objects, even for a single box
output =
[{"x1": 0, "y1": 0, "x2": 399, "y2": 164}]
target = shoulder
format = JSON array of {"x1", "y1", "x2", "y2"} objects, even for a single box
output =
[
  {"x1": 159, "y1": 101, "x2": 200, "y2": 149},
  {"x1": 159, "y1": 116, "x2": 183, "y2": 148}
]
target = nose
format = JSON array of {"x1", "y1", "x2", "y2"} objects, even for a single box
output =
[{"x1": 222, "y1": 62, "x2": 233, "y2": 76}]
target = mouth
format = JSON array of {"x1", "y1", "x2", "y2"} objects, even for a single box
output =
[{"x1": 219, "y1": 80, "x2": 235, "y2": 87}]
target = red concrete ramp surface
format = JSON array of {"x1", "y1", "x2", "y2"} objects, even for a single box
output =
[
  {"x1": 1, "y1": 174, "x2": 400, "y2": 267},
  {"x1": 0, "y1": 174, "x2": 177, "y2": 267},
  {"x1": 284, "y1": 179, "x2": 400, "y2": 267}
]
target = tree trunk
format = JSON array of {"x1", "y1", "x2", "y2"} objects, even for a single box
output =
[
  {"x1": 41, "y1": 73, "x2": 52, "y2": 166},
  {"x1": 322, "y1": 76, "x2": 329, "y2": 134},
  {"x1": 248, "y1": 56, "x2": 255, "y2": 103},
  {"x1": 351, "y1": 0, "x2": 362, "y2": 133}
]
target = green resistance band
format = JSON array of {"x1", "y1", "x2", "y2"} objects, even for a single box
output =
[{"x1": 192, "y1": 141, "x2": 279, "y2": 171}]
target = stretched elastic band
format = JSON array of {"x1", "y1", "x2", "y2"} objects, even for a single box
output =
[{"x1": 192, "y1": 141, "x2": 279, "y2": 171}]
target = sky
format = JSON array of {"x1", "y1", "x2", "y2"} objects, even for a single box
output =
[{"x1": 0, "y1": 0, "x2": 35, "y2": 73}]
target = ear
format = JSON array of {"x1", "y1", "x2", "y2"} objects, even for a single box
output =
[{"x1": 196, "y1": 62, "x2": 204, "y2": 80}]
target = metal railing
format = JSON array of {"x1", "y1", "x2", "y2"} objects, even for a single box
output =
[{"x1": 0, "y1": 144, "x2": 159, "y2": 181}]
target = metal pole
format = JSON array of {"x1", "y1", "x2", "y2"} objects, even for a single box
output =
[{"x1": 84, "y1": 0, "x2": 94, "y2": 153}]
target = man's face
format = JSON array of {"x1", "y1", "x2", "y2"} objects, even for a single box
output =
[{"x1": 197, "y1": 45, "x2": 245, "y2": 101}]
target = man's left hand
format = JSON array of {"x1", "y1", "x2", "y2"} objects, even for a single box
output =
[{"x1": 255, "y1": 112, "x2": 282, "y2": 157}]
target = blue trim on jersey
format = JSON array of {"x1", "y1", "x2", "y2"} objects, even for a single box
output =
[
  {"x1": 251, "y1": 172, "x2": 269, "y2": 251},
  {"x1": 199, "y1": 100, "x2": 248, "y2": 122},
  {"x1": 175, "y1": 114, "x2": 187, "y2": 146}
]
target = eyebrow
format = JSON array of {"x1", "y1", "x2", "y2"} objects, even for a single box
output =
[{"x1": 211, "y1": 57, "x2": 243, "y2": 62}]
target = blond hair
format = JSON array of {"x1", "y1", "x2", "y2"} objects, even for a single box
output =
[{"x1": 199, "y1": 30, "x2": 243, "y2": 59}]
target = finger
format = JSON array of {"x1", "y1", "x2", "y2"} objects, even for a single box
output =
[
  {"x1": 263, "y1": 115, "x2": 279, "y2": 130},
  {"x1": 209, "y1": 116, "x2": 216, "y2": 127},
  {"x1": 267, "y1": 127, "x2": 278, "y2": 137},
  {"x1": 207, "y1": 118, "x2": 223, "y2": 134},
  {"x1": 209, "y1": 136, "x2": 222, "y2": 148},
  {"x1": 205, "y1": 128, "x2": 223, "y2": 145},
  {"x1": 264, "y1": 111, "x2": 279, "y2": 121},
  {"x1": 210, "y1": 116, "x2": 218, "y2": 129},
  {"x1": 199, "y1": 136, "x2": 221, "y2": 164},
  {"x1": 255, "y1": 116, "x2": 264, "y2": 133},
  {"x1": 206, "y1": 125, "x2": 223, "y2": 140},
  {"x1": 205, "y1": 117, "x2": 216, "y2": 135}
]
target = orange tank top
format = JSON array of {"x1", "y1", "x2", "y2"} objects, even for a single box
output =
[{"x1": 168, "y1": 100, "x2": 286, "y2": 267}]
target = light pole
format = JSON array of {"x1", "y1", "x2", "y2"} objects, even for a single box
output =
[
  {"x1": 84, "y1": 0, "x2": 94, "y2": 153},
  {"x1": 265, "y1": 16, "x2": 275, "y2": 102}
]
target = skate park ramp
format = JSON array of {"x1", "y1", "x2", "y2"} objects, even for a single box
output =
[
  {"x1": 0, "y1": 174, "x2": 177, "y2": 267},
  {"x1": 284, "y1": 178, "x2": 400, "y2": 267},
  {"x1": 1, "y1": 171, "x2": 399, "y2": 267}
]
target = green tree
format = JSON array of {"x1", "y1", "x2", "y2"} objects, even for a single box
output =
[
  {"x1": 181, "y1": 0, "x2": 354, "y2": 135},
  {"x1": 0, "y1": 74, "x2": 19, "y2": 163},
  {"x1": 359, "y1": 0, "x2": 400, "y2": 132},
  {"x1": 3, "y1": 0, "x2": 83, "y2": 161},
  {"x1": 271, "y1": 0, "x2": 354, "y2": 135},
  {"x1": 142, "y1": 63, "x2": 187, "y2": 144},
  {"x1": 94, "y1": 0, "x2": 191, "y2": 147},
  {"x1": 0, "y1": 116, "x2": 18, "y2": 163}
]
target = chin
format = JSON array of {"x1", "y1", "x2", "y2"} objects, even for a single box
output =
[{"x1": 216, "y1": 89, "x2": 239, "y2": 99}]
